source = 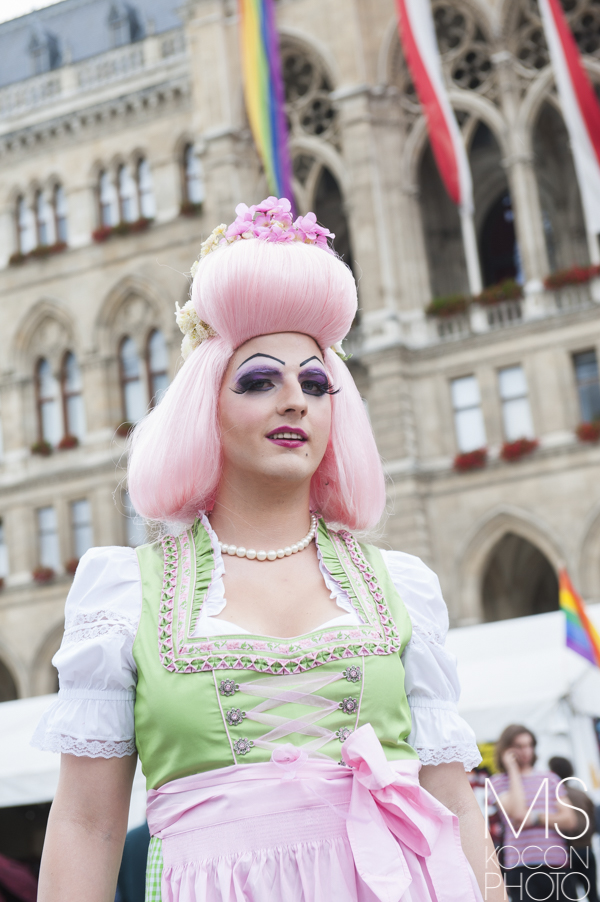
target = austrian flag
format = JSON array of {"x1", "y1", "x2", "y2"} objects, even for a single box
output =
[
  {"x1": 538, "y1": 0, "x2": 600, "y2": 247},
  {"x1": 395, "y1": 0, "x2": 482, "y2": 294},
  {"x1": 395, "y1": 0, "x2": 473, "y2": 213}
]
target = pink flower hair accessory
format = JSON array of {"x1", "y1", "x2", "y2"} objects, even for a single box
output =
[
  {"x1": 180, "y1": 197, "x2": 350, "y2": 360},
  {"x1": 192, "y1": 197, "x2": 336, "y2": 274}
]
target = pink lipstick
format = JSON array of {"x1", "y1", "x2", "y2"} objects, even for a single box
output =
[{"x1": 266, "y1": 426, "x2": 308, "y2": 448}]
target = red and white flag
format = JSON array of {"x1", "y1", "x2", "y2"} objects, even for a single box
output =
[
  {"x1": 396, "y1": 0, "x2": 481, "y2": 294},
  {"x1": 395, "y1": 0, "x2": 473, "y2": 214},
  {"x1": 539, "y1": 0, "x2": 600, "y2": 238}
]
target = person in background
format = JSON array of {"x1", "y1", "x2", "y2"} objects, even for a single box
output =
[
  {"x1": 549, "y1": 756, "x2": 599, "y2": 902},
  {"x1": 115, "y1": 822, "x2": 150, "y2": 902},
  {"x1": 491, "y1": 725, "x2": 578, "y2": 902}
]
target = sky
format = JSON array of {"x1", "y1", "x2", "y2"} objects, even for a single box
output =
[{"x1": 0, "y1": 0, "x2": 63, "y2": 25}]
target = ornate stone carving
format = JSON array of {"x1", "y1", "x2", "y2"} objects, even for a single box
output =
[
  {"x1": 280, "y1": 43, "x2": 337, "y2": 141},
  {"x1": 432, "y1": 1, "x2": 493, "y2": 95},
  {"x1": 508, "y1": 0, "x2": 600, "y2": 74},
  {"x1": 389, "y1": 0, "x2": 494, "y2": 116}
]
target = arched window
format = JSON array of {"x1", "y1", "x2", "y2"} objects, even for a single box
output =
[
  {"x1": 17, "y1": 196, "x2": 36, "y2": 255},
  {"x1": 54, "y1": 184, "x2": 68, "y2": 243},
  {"x1": 147, "y1": 330, "x2": 169, "y2": 406},
  {"x1": 99, "y1": 170, "x2": 118, "y2": 227},
  {"x1": 35, "y1": 188, "x2": 55, "y2": 247},
  {"x1": 136, "y1": 158, "x2": 155, "y2": 219},
  {"x1": 61, "y1": 352, "x2": 86, "y2": 439},
  {"x1": 118, "y1": 164, "x2": 138, "y2": 223},
  {"x1": 183, "y1": 144, "x2": 204, "y2": 205},
  {"x1": 36, "y1": 358, "x2": 62, "y2": 446},
  {"x1": 119, "y1": 337, "x2": 146, "y2": 424}
]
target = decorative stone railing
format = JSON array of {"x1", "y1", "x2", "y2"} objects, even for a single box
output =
[
  {"x1": 315, "y1": 279, "x2": 600, "y2": 357},
  {"x1": 0, "y1": 29, "x2": 186, "y2": 121}
]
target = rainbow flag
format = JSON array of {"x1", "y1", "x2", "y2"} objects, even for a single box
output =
[
  {"x1": 239, "y1": 0, "x2": 293, "y2": 202},
  {"x1": 560, "y1": 569, "x2": 600, "y2": 667}
]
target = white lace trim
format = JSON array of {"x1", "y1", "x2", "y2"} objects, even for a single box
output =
[
  {"x1": 33, "y1": 732, "x2": 137, "y2": 758},
  {"x1": 66, "y1": 609, "x2": 137, "y2": 628},
  {"x1": 415, "y1": 745, "x2": 482, "y2": 772},
  {"x1": 409, "y1": 625, "x2": 445, "y2": 646},
  {"x1": 63, "y1": 622, "x2": 134, "y2": 644}
]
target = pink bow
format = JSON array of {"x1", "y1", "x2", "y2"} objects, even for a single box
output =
[{"x1": 342, "y1": 724, "x2": 479, "y2": 902}]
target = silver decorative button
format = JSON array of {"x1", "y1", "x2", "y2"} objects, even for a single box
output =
[
  {"x1": 226, "y1": 708, "x2": 246, "y2": 726},
  {"x1": 233, "y1": 738, "x2": 254, "y2": 756},
  {"x1": 335, "y1": 727, "x2": 353, "y2": 742},
  {"x1": 339, "y1": 697, "x2": 358, "y2": 715},
  {"x1": 219, "y1": 679, "x2": 239, "y2": 697},
  {"x1": 342, "y1": 665, "x2": 362, "y2": 683}
]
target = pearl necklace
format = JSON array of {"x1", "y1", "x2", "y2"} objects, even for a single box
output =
[{"x1": 218, "y1": 514, "x2": 318, "y2": 562}]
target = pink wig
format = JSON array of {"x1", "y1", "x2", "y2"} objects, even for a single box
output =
[{"x1": 127, "y1": 239, "x2": 386, "y2": 530}]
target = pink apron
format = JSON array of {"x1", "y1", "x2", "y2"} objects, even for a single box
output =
[{"x1": 146, "y1": 723, "x2": 483, "y2": 902}]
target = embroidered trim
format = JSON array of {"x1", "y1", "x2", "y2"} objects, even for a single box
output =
[
  {"x1": 32, "y1": 732, "x2": 136, "y2": 758},
  {"x1": 415, "y1": 745, "x2": 482, "y2": 772},
  {"x1": 158, "y1": 519, "x2": 404, "y2": 675}
]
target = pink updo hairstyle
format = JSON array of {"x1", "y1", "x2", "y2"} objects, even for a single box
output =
[{"x1": 127, "y1": 237, "x2": 387, "y2": 531}]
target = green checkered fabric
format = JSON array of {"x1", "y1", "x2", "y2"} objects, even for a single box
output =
[{"x1": 145, "y1": 835, "x2": 163, "y2": 902}]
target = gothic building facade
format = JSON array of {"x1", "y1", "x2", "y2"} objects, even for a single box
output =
[{"x1": 0, "y1": 0, "x2": 599, "y2": 700}]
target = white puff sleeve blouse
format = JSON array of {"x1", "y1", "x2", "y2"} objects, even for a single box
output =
[{"x1": 32, "y1": 536, "x2": 481, "y2": 771}]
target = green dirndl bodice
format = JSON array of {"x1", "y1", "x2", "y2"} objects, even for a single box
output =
[{"x1": 132, "y1": 517, "x2": 418, "y2": 899}]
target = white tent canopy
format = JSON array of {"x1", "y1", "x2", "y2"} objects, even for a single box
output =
[
  {"x1": 446, "y1": 605, "x2": 600, "y2": 793},
  {"x1": 0, "y1": 694, "x2": 146, "y2": 828}
]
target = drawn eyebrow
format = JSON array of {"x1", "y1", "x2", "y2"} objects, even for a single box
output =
[
  {"x1": 237, "y1": 353, "x2": 285, "y2": 370},
  {"x1": 299, "y1": 355, "x2": 324, "y2": 367}
]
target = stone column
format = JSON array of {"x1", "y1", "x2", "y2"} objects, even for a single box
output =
[
  {"x1": 185, "y1": 0, "x2": 251, "y2": 225},
  {"x1": 493, "y1": 51, "x2": 549, "y2": 283}
]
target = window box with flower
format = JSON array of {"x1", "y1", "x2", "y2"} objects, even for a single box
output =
[
  {"x1": 9, "y1": 242, "x2": 67, "y2": 266},
  {"x1": 500, "y1": 438, "x2": 539, "y2": 462},
  {"x1": 426, "y1": 294, "x2": 470, "y2": 318},
  {"x1": 473, "y1": 279, "x2": 523, "y2": 307},
  {"x1": 576, "y1": 421, "x2": 600, "y2": 443},
  {"x1": 544, "y1": 265, "x2": 600, "y2": 291},
  {"x1": 33, "y1": 566, "x2": 55, "y2": 584},
  {"x1": 92, "y1": 218, "x2": 153, "y2": 243},
  {"x1": 31, "y1": 440, "x2": 53, "y2": 457},
  {"x1": 58, "y1": 434, "x2": 79, "y2": 451},
  {"x1": 454, "y1": 448, "x2": 487, "y2": 472}
]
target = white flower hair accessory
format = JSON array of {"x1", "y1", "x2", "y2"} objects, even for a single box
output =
[{"x1": 175, "y1": 300, "x2": 217, "y2": 360}]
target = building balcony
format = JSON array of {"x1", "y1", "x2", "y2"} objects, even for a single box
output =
[
  {"x1": 0, "y1": 28, "x2": 186, "y2": 131},
  {"x1": 348, "y1": 279, "x2": 600, "y2": 356}
]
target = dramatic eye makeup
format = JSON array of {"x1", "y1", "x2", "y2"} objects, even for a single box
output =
[
  {"x1": 230, "y1": 357, "x2": 339, "y2": 396},
  {"x1": 232, "y1": 365, "x2": 281, "y2": 394},
  {"x1": 298, "y1": 367, "x2": 339, "y2": 396}
]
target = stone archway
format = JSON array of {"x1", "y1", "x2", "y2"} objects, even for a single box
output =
[
  {"x1": 482, "y1": 532, "x2": 559, "y2": 622},
  {"x1": 0, "y1": 658, "x2": 18, "y2": 702}
]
